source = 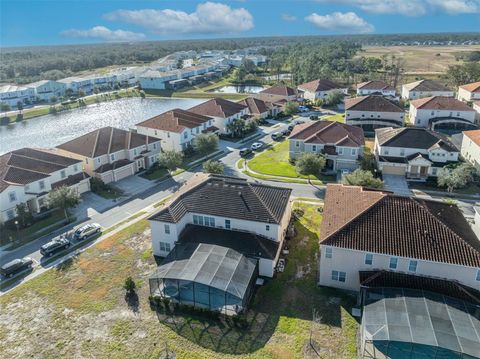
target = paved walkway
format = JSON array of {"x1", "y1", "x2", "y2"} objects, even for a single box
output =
[{"x1": 383, "y1": 174, "x2": 411, "y2": 196}]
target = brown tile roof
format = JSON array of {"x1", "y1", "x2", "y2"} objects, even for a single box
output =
[
  {"x1": 297, "y1": 79, "x2": 343, "y2": 92},
  {"x1": 150, "y1": 174, "x2": 292, "y2": 224},
  {"x1": 321, "y1": 184, "x2": 480, "y2": 267},
  {"x1": 375, "y1": 127, "x2": 457, "y2": 152},
  {"x1": 410, "y1": 96, "x2": 475, "y2": 111},
  {"x1": 94, "y1": 159, "x2": 133, "y2": 173},
  {"x1": 356, "y1": 80, "x2": 395, "y2": 92},
  {"x1": 57, "y1": 127, "x2": 159, "y2": 158},
  {"x1": 51, "y1": 172, "x2": 90, "y2": 190},
  {"x1": 260, "y1": 86, "x2": 297, "y2": 97},
  {"x1": 136, "y1": 109, "x2": 211, "y2": 133},
  {"x1": 345, "y1": 95, "x2": 404, "y2": 112},
  {"x1": 463, "y1": 129, "x2": 480, "y2": 146},
  {"x1": 238, "y1": 97, "x2": 269, "y2": 115},
  {"x1": 188, "y1": 98, "x2": 247, "y2": 118},
  {"x1": 403, "y1": 79, "x2": 452, "y2": 92},
  {"x1": 289, "y1": 120, "x2": 365, "y2": 147},
  {"x1": 0, "y1": 148, "x2": 82, "y2": 193},
  {"x1": 459, "y1": 81, "x2": 480, "y2": 93}
]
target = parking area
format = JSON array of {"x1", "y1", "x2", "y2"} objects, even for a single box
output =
[{"x1": 383, "y1": 174, "x2": 411, "y2": 196}]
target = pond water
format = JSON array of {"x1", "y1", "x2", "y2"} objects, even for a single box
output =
[
  {"x1": 209, "y1": 85, "x2": 265, "y2": 94},
  {"x1": 0, "y1": 97, "x2": 205, "y2": 154}
]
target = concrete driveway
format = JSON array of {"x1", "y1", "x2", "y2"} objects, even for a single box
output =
[
  {"x1": 72, "y1": 192, "x2": 118, "y2": 220},
  {"x1": 383, "y1": 174, "x2": 411, "y2": 196},
  {"x1": 113, "y1": 175, "x2": 155, "y2": 196}
]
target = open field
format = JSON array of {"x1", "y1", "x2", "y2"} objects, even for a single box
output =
[
  {"x1": 360, "y1": 45, "x2": 480, "y2": 75},
  {"x1": 0, "y1": 202, "x2": 358, "y2": 359}
]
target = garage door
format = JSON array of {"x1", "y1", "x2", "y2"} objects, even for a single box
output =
[
  {"x1": 382, "y1": 165, "x2": 406, "y2": 176},
  {"x1": 114, "y1": 165, "x2": 134, "y2": 181},
  {"x1": 77, "y1": 180, "x2": 90, "y2": 194}
]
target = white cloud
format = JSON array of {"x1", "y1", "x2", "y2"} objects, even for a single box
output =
[
  {"x1": 281, "y1": 14, "x2": 297, "y2": 21},
  {"x1": 61, "y1": 26, "x2": 145, "y2": 42},
  {"x1": 104, "y1": 2, "x2": 254, "y2": 35},
  {"x1": 316, "y1": 0, "x2": 480, "y2": 16},
  {"x1": 305, "y1": 12, "x2": 374, "y2": 33}
]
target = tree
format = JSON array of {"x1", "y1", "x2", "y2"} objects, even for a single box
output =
[
  {"x1": 159, "y1": 150, "x2": 183, "y2": 173},
  {"x1": 324, "y1": 91, "x2": 344, "y2": 106},
  {"x1": 226, "y1": 119, "x2": 247, "y2": 138},
  {"x1": 193, "y1": 133, "x2": 218, "y2": 155},
  {"x1": 284, "y1": 101, "x2": 299, "y2": 116},
  {"x1": 232, "y1": 66, "x2": 247, "y2": 82},
  {"x1": 139, "y1": 90, "x2": 146, "y2": 99},
  {"x1": 1, "y1": 102, "x2": 11, "y2": 114},
  {"x1": 77, "y1": 89, "x2": 85, "y2": 98},
  {"x1": 295, "y1": 153, "x2": 326, "y2": 177},
  {"x1": 176, "y1": 59, "x2": 184, "y2": 69},
  {"x1": 437, "y1": 163, "x2": 475, "y2": 193},
  {"x1": 47, "y1": 186, "x2": 80, "y2": 222},
  {"x1": 203, "y1": 159, "x2": 224, "y2": 174},
  {"x1": 16, "y1": 101, "x2": 23, "y2": 114},
  {"x1": 15, "y1": 203, "x2": 31, "y2": 228},
  {"x1": 123, "y1": 276, "x2": 136, "y2": 293},
  {"x1": 49, "y1": 96, "x2": 58, "y2": 103},
  {"x1": 241, "y1": 59, "x2": 256, "y2": 73},
  {"x1": 446, "y1": 62, "x2": 480, "y2": 86},
  {"x1": 342, "y1": 169, "x2": 383, "y2": 188}
]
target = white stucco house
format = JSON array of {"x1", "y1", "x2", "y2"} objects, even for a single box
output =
[
  {"x1": 401, "y1": 79, "x2": 454, "y2": 100},
  {"x1": 139, "y1": 70, "x2": 179, "y2": 90},
  {"x1": 188, "y1": 98, "x2": 248, "y2": 135},
  {"x1": 355, "y1": 80, "x2": 396, "y2": 97},
  {"x1": 461, "y1": 129, "x2": 480, "y2": 173},
  {"x1": 457, "y1": 81, "x2": 480, "y2": 102},
  {"x1": 56, "y1": 127, "x2": 161, "y2": 184},
  {"x1": 0, "y1": 84, "x2": 36, "y2": 107},
  {"x1": 409, "y1": 96, "x2": 477, "y2": 130},
  {"x1": 289, "y1": 120, "x2": 365, "y2": 172},
  {"x1": 238, "y1": 97, "x2": 281, "y2": 119},
  {"x1": 57, "y1": 76, "x2": 93, "y2": 95},
  {"x1": 297, "y1": 79, "x2": 348, "y2": 101},
  {"x1": 136, "y1": 108, "x2": 216, "y2": 152},
  {"x1": 318, "y1": 184, "x2": 480, "y2": 292},
  {"x1": 374, "y1": 127, "x2": 459, "y2": 178},
  {"x1": 0, "y1": 148, "x2": 90, "y2": 224},
  {"x1": 148, "y1": 174, "x2": 293, "y2": 278},
  {"x1": 26, "y1": 80, "x2": 67, "y2": 102},
  {"x1": 256, "y1": 86, "x2": 298, "y2": 103}
]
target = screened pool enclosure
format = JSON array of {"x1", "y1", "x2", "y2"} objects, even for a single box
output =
[{"x1": 149, "y1": 243, "x2": 258, "y2": 315}]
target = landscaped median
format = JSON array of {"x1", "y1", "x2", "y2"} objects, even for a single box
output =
[{"x1": 0, "y1": 202, "x2": 358, "y2": 358}]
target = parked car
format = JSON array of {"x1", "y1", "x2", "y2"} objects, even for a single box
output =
[
  {"x1": 40, "y1": 237, "x2": 70, "y2": 257},
  {"x1": 281, "y1": 128, "x2": 291, "y2": 136},
  {"x1": 74, "y1": 223, "x2": 101, "y2": 240},
  {"x1": 251, "y1": 142, "x2": 263, "y2": 151},
  {"x1": 271, "y1": 132, "x2": 283, "y2": 140},
  {"x1": 0, "y1": 257, "x2": 33, "y2": 278},
  {"x1": 294, "y1": 119, "x2": 305, "y2": 125},
  {"x1": 298, "y1": 106, "x2": 309, "y2": 112},
  {"x1": 239, "y1": 148, "x2": 253, "y2": 157},
  {"x1": 287, "y1": 123, "x2": 295, "y2": 131}
]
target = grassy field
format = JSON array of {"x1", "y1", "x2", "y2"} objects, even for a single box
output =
[{"x1": 0, "y1": 202, "x2": 358, "y2": 359}]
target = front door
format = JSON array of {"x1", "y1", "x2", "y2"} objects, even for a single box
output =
[{"x1": 420, "y1": 166, "x2": 428, "y2": 176}]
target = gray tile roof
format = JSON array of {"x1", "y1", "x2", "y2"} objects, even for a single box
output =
[{"x1": 375, "y1": 127, "x2": 458, "y2": 151}]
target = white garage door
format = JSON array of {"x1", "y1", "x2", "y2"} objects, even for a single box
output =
[
  {"x1": 114, "y1": 165, "x2": 134, "y2": 181},
  {"x1": 382, "y1": 165, "x2": 406, "y2": 176},
  {"x1": 77, "y1": 180, "x2": 90, "y2": 194}
]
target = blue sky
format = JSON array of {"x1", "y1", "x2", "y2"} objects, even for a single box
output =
[{"x1": 1, "y1": 0, "x2": 479, "y2": 47}]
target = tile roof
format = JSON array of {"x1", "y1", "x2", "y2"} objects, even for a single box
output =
[
  {"x1": 260, "y1": 86, "x2": 297, "y2": 97},
  {"x1": 297, "y1": 79, "x2": 343, "y2": 92},
  {"x1": 345, "y1": 95, "x2": 404, "y2": 112},
  {"x1": 188, "y1": 98, "x2": 247, "y2": 118},
  {"x1": 459, "y1": 81, "x2": 480, "y2": 93},
  {"x1": 356, "y1": 80, "x2": 395, "y2": 92},
  {"x1": 150, "y1": 174, "x2": 292, "y2": 224},
  {"x1": 238, "y1": 97, "x2": 269, "y2": 115},
  {"x1": 410, "y1": 96, "x2": 475, "y2": 111},
  {"x1": 375, "y1": 127, "x2": 458, "y2": 151},
  {"x1": 0, "y1": 148, "x2": 82, "y2": 193},
  {"x1": 463, "y1": 129, "x2": 480, "y2": 146},
  {"x1": 136, "y1": 108, "x2": 211, "y2": 133},
  {"x1": 321, "y1": 184, "x2": 480, "y2": 267},
  {"x1": 56, "y1": 127, "x2": 158, "y2": 158},
  {"x1": 51, "y1": 172, "x2": 90, "y2": 190},
  {"x1": 94, "y1": 159, "x2": 133, "y2": 173},
  {"x1": 403, "y1": 79, "x2": 452, "y2": 92},
  {"x1": 289, "y1": 120, "x2": 365, "y2": 147}
]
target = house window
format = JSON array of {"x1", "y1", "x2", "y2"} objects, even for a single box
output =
[
  {"x1": 39, "y1": 180, "x2": 45, "y2": 190},
  {"x1": 338, "y1": 148, "x2": 343, "y2": 155},
  {"x1": 7, "y1": 209, "x2": 15, "y2": 220},
  {"x1": 312, "y1": 145, "x2": 317, "y2": 152},
  {"x1": 159, "y1": 242, "x2": 171, "y2": 252},
  {"x1": 184, "y1": 131, "x2": 188, "y2": 139},
  {"x1": 400, "y1": 149, "x2": 405, "y2": 156},
  {"x1": 74, "y1": 164, "x2": 79, "y2": 172},
  {"x1": 365, "y1": 253, "x2": 373, "y2": 265},
  {"x1": 389, "y1": 257, "x2": 398, "y2": 269},
  {"x1": 8, "y1": 191, "x2": 17, "y2": 202},
  {"x1": 431, "y1": 111, "x2": 435, "y2": 116},
  {"x1": 266, "y1": 224, "x2": 270, "y2": 231},
  {"x1": 164, "y1": 224, "x2": 170, "y2": 234},
  {"x1": 431, "y1": 168, "x2": 437, "y2": 176},
  {"x1": 225, "y1": 219, "x2": 231, "y2": 229},
  {"x1": 331, "y1": 270, "x2": 346, "y2": 282},
  {"x1": 384, "y1": 149, "x2": 389, "y2": 155},
  {"x1": 196, "y1": 128, "x2": 199, "y2": 134},
  {"x1": 205, "y1": 216, "x2": 215, "y2": 227},
  {"x1": 155, "y1": 130, "x2": 158, "y2": 136},
  {"x1": 97, "y1": 158, "x2": 101, "y2": 163},
  {"x1": 153, "y1": 143, "x2": 157, "y2": 150},
  {"x1": 408, "y1": 260, "x2": 418, "y2": 272},
  {"x1": 351, "y1": 148, "x2": 357, "y2": 156},
  {"x1": 86, "y1": 158, "x2": 89, "y2": 164},
  {"x1": 133, "y1": 149, "x2": 137, "y2": 156},
  {"x1": 476, "y1": 270, "x2": 480, "y2": 281},
  {"x1": 325, "y1": 247, "x2": 332, "y2": 259},
  {"x1": 60, "y1": 170, "x2": 66, "y2": 179},
  {"x1": 110, "y1": 154, "x2": 115, "y2": 161},
  {"x1": 295, "y1": 141, "x2": 300, "y2": 148}
]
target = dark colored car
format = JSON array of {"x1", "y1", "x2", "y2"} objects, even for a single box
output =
[
  {"x1": 239, "y1": 148, "x2": 253, "y2": 157},
  {"x1": 40, "y1": 237, "x2": 70, "y2": 257},
  {"x1": 0, "y1": 257, "x2": 33, "y2": 277}
]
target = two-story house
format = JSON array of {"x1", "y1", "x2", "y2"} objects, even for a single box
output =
[
  {"x1": 56, "y1": 127, "x2": 161, "y2": 184},
  {"x1": 318, "y1": 184, "x2": 480, "y2": 292},
  {"x1": 136, "y1": 109, "x2": 215, "y2": 152},
  {"x1": 57, "y1": 76, "x2": 93, "y2": 95},
  {"x1": 461, "y1": 129, "x2": 480, "y2": 173},
  {"x1": 139, "y1": 70, "x2": 179, "y2": 90},
  {"x1": 188, "y1": 98, "x2": 248, "y2": 135},
  {"x1": 401, "y1": 79, "x2": 454, "y2": 100},
  {"x1": 26, "y1": 80, "x2": 67, "y2": 102},
  {"x1": 374, "y1": 127, "x2": 459, "y2": 179},
  {"x1": 345, "y1": 95, "x2": 405, "y2": 132},
  {"x1": 297, "y1": 79, "x2": 348, "y2": 101},
  {"x1": 238, "y1": 97, "x2": 271, "y2": 119},
  {"x1": 256, "y1": 86, "x2": 298, "y2": 103},
  {"x1": 148, "y1": 173, "x2": 292, "y2": 278},
  {"x1": 289, "y1": 121, "x2": 365, "y2": 173},
  {"x1": 0, "y1": 148, "x2": 90, "y2": 223},
  {"x1": 355, "y1": 80, "x2": 396, "y2": 97},
  {"x1": 457, "y1": 81, "x2": 480, "y2": 102},
  {"x1": 409, "y1": 96, "x2": 477, "y2": 131},
  {"x1": 0, "y1": 85, "x2": 36, "y2": 107}
]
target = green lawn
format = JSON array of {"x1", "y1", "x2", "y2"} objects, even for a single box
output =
[
  {"x1": 0, "y1": 203, "x2": 358, "y2": 359},
  {"x1": 322, "y1": 113, "x2": 345, "y2": 123},
  {"x1": 247, "y1": 140, "x2": 335, "y2": 183}
]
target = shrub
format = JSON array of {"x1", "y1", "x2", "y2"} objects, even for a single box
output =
[
  {"x1": 16, "y1": 113, "x2": 24, "y2": 122},
  {"x1": 123, "y1": 276, "x2": 136, "y2": 293}
]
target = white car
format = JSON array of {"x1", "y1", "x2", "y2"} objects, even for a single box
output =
[
  {"x1": 251, "y1": 142, "x2": 263, "y2": 151},
  {"x1": 74, "y1": 223, "x2": 101, "y2": 240}
]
